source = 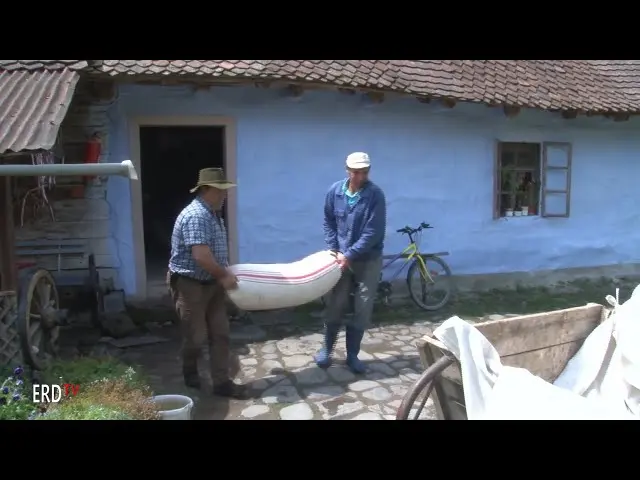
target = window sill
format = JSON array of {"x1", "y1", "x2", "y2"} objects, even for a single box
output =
[
  {"x1": 501, "y1": 214, "x2": 538, "y2": 219},
  {"x1": 496, "y1": 214, "x2": 540, "y2": 223},
  {"x1": 498, "y1": 215, "x2": 569, "y2": 220}
]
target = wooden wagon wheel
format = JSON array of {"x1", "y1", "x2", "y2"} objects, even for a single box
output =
[
  {"x1": 396, "y1": 355, "x2": 454, "y2": 420},
  {"x1": 18, "y1": 269, "x2": 61, "y2": 370},
  {"x1": 87, "y1": 254, "x2": 104, "y2": 330}
]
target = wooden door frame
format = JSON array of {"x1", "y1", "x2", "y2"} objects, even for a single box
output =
[{"x1": 128, "y1": 115, "x2": 238, "y2": 300}]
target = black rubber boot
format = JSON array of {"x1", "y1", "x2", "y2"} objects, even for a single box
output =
[
  {"x1": 345, "y1": 326, "x2": 367, "y2": 374},
  {"x1": 314, "y1": 323, "x2": 340, "y2": 368},
  {"x1": 183, "y1": 366, "x2": 201, "y2": 389}
]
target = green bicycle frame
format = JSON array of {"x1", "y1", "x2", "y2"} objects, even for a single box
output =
[{"x1": 382, "y1": 242, "x2": 435, "y2": 283}]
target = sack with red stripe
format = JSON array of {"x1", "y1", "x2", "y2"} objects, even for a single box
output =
[{"x1": 226, "y1": 250, "x2": 342, "y2": 311}]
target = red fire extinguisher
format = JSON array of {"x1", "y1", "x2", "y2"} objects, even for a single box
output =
[{"x1": 83, "y1": 132, "x2": 102, "y2": 183}]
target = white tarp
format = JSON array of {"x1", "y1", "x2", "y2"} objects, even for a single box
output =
[{"x1": 432, "y1": 285, "x2": 640, "y2": 420}]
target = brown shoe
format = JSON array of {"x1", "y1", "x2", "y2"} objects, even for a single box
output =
[{"x1": 213, "y1": 380, "x2": 249, "y2": 399}]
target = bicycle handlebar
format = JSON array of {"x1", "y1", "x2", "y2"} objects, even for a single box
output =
[{"x1": 396, "y1": 222, "x2": 433, "y2": 236}]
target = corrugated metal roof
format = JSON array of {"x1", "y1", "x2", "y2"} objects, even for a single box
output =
[{"x1": 0, "y1": 68, "x2": 80, "y2": 154}]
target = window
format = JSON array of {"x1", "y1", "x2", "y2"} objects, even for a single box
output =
[{"x1": 494, "y1": 141, "x2": 572, "y2": 219}]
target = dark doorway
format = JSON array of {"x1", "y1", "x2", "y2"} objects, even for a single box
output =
[{"x1": 139, "y1": 125, "x2": 226, "y2": 274}]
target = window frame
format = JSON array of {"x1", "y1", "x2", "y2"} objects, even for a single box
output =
[{"x1": 493, "y1": 140, "x2": 572, "y2": 219}]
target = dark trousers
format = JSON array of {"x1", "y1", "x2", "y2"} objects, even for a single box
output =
[
  {"x1": 168, "y1": 273, "x2": 232, "y2": 384},
  {"x1": 325, "y1": 256, "x2": 382, "y2": 330}
]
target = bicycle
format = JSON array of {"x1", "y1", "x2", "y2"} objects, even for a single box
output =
[{"x1": 321, "y1": 222, "x2": 453, "y2": 312}]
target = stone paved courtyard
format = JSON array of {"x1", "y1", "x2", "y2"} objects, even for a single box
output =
[
  {"x1": 64, "y1": 276, "x2": 638, "y2": 420},
  {"x1": 235, "y1": 326, "x2": 430, "y2": 420},
  {"x1": 117, "y1": 309, "x2": 437, "y2": 420}
]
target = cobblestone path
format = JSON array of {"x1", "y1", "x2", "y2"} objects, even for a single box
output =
[
  {"x1": 120, "y1": 309, "x2": 440, "y2": 420},
  {"x1": 109, "y1": 277, "x2": 633, "y2": 420},
  {"x1": 229, "y1": 321, "x2": 435, "y2": 420}
]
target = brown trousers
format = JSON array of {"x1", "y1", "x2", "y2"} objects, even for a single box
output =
[{"x1": 168, "y1": 273, "x2": 231, "y2": 384}]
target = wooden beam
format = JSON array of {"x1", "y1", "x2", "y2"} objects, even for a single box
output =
[
  {"x1": 561, "y1": 110, "x2": 578, "y2": 119},
  {"x1": 190, "y1": 83, "x2": 211, "y2": 92},
  {"x1": 134, "y1": 79, "x2": 163, "y2": 86},
  {"x1": 285, "y1": 84, "x2": 304, "y2": 97},
  {"x1": 366, "y1": 92, "x2": 384, "y2": 103},
  {"x1": 109, "y1": 75, "x2": 632, "y2": 123},
  {"x1": 441, "y1": 98, "x2": 456, "y2": 108},
  {"x1": 0, "y1": 175, "x2": 17, "y2": 291},
  {"x1": 159, "y1": 77, "x2": 182, "y2": 86},
  {"x1": 85, "y1": 79, "x2": 117, "y2": 101},
  {"x1": 503, "y1": 105, "x2": 521, "y2": 118}
]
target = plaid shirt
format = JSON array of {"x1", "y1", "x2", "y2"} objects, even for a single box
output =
[{"x1": 169, "y1": 197, "x2": 229, "y2": 281}]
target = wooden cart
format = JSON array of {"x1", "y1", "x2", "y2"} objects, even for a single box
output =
[
  {"x1": 396, "y1": 303, "x2": 612, "y2": 420},
  {"x1": 0, "y1": 161, "x2": 138, "y2": 371}
]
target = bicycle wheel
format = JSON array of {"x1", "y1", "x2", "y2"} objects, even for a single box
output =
[
  {"x1": 396, "y1": 355, "x2": 453, "y2": 420},
  {"x1": 406, "y1": 256, "x2": 452, "y2": 311}
]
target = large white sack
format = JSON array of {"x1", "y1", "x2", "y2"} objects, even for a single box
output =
[{"x1": 227, "y1": 250, "x2": 342, "y2": 311}]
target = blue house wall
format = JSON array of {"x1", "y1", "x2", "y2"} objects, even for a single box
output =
[{"x1": 104, "y1": 84, "x2": 640, "y2": 296}]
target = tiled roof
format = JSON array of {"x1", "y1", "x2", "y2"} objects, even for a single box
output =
[
  {"x1": 94, "y1": 60, "x2": 640, "y2": 114},
  {"x1": 0, "y1": 69, "x2": 80, "y2": 154},
  {"x1": 0, "y1": 60, "x2": 88, "y2": 72},
  {"x1": 4, "y1": 60, "x2": 640, "y2": 115}
]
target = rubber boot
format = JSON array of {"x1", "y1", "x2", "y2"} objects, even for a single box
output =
[
  {"x1": 345, "y1": 327, "x2": 367, "y2": 374},
  {"x1": 314, "y1": 324, "x2": 340, "y2": 369},
  {"x1": 183, "y1": 366, "x2": 201, "y2": 389}
]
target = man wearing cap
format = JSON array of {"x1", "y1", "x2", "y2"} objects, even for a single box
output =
[
  {"x1": 315, "y1": 152, "x2": 386, "y2": 374},
  {"x1": 167, "y1": 167, "x2": 248, "y2": 399}
]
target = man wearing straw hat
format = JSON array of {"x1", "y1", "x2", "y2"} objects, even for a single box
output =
[{"x1": 168, "y1": 167, "x2": 248, "y2": 399}]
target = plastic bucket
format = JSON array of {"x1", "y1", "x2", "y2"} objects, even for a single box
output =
[{"x1": 152, "y1": 394, "x2": 194, "y2": 420}]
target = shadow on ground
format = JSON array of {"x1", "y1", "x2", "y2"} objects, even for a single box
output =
[
  {"x1": 249, "y1": 275, "x2": 640, "y2": 342},
  {"x1": 252, "y1": 352, "x2": 420, "y2": 399},
  {"x1": 56, "y1": 276, "x2": 639, "y2": 420}
]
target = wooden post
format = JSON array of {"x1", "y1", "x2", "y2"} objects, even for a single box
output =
[{"x1": 0, "y1": 175, "x2": 17, "y2": 292}]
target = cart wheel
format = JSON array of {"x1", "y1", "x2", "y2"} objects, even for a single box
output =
[
  {"x1": 396, "y1": 355, "x2": 454, "y2": 420},
  {"x1": 87, "y1": 254, "x2": 104, "y2": 330},
  {"x1": 18, "y1": 269, "x2": 61, "y2": 371}
]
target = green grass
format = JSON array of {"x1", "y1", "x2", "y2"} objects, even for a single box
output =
[
  {"x1": 42, "y1": 356, "x2": 150, "y2": 388},
  {"x1": 1, "y1": 357, "x2": 158, "y2": 421},
  {"x1": 372, "y1": 276, "x2": 637, "y2": 325},
  {"x1": 287, "y1": 276, "x2": 638, "y2": 328},
  {"x1": 39, "y1": 403, "x2": 133, "y2": 420}
]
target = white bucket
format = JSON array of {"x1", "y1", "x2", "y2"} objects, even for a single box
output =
[{"x1": 152, "y1": 394, "x2": 194, "y2": 420}]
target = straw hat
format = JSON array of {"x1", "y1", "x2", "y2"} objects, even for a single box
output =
[{"x1": 189, "y1": 168, "x2": 236, "y2": 193}]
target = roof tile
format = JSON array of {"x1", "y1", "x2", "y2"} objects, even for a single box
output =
[
  {"x1": 0, "y1": 60, "x2": 88, "y2": 72},
  {"x1": 7, "y1": 60, "x2": 640, "y2": 114}
]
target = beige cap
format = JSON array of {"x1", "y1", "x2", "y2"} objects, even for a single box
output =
[{"x1": 346, "y1": 152, "x2": 371, "y2": 169}]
